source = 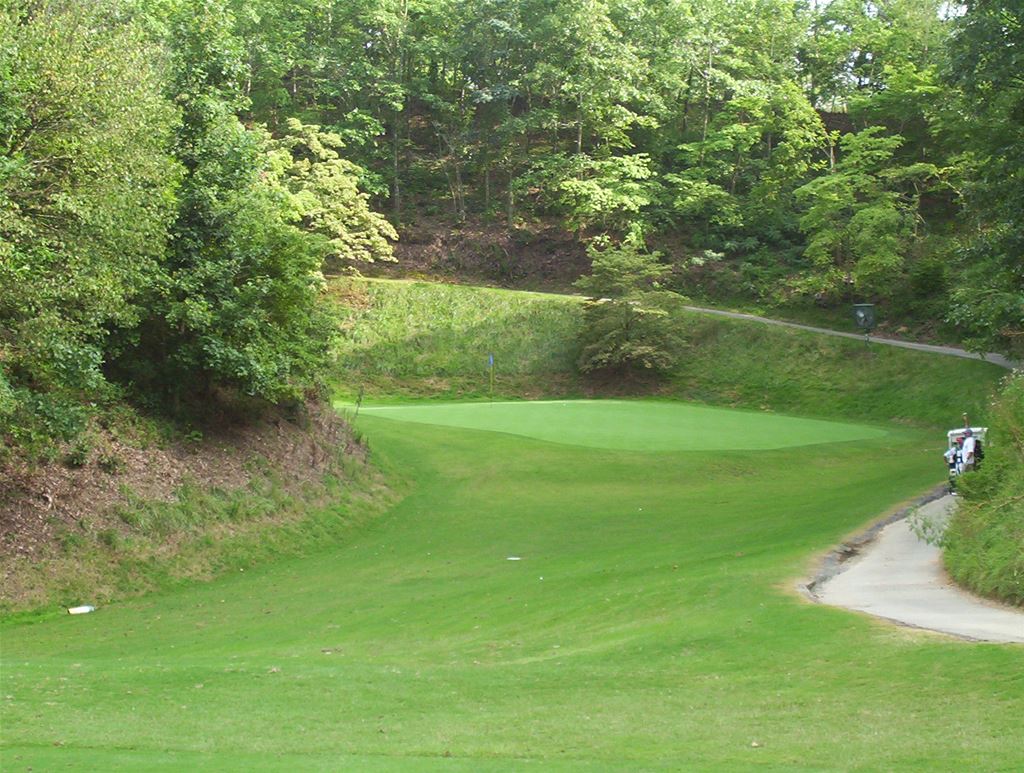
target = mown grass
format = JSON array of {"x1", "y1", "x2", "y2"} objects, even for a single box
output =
[
  {"x1": 331, "y1": 277, "x2": 1005, "y2": 427},
  {"x1": 944, "y1": 373, "x2": 1024, "y2": 605},
  {"x1": 3, "y1": 405, "x2": 1022, "y2": 770}
]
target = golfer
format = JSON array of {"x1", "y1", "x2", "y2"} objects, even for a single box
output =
[
  {"x1": 962, "y1": 429, "x2": 977, "y2": 472},
  {"x1": 944, "y1": 444, "x2": 958, "y2": 476}
]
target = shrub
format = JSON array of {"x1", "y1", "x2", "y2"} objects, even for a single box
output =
[
  {"x1": 944, "y1": 373, "x2": 1024, "y2": 606},
  {"x1": 574, "y1": 234, "x2": 685, "y2": 376}
]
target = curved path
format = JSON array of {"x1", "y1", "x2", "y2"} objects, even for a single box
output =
[
  {"x1": 813, "y1": 496, "x2": 1024, "y2": 643},
  {"x1": 682, "y1": 305, "x2": 1018, "y2": 370}
]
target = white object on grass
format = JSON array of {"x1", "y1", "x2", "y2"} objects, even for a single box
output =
[
  {"x1": 506, "y1": 556, "x2": 521, "y2": 561},
  {"x1": 67, "y1": 605, "x2": 95, "y2": 615}
]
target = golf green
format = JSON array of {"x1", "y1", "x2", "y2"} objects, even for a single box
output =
[
  {"x1": 3, "y1": 401, "x2": 1021, "y2": 771},
  {"x1": 356, "y1": 399, "x2": 887, "y2": 451}
]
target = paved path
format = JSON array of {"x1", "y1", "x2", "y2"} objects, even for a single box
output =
[
  {"x1": 682, "y1": 305, "x2": 1018, "y2": 370},
  {"x1": 816, "y1": 496, "x2": 1024, "y2": 643}
]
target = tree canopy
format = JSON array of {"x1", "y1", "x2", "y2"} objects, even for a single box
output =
[{"x1": 1, "y1": 0, "x2": 1020, "y2": 453}]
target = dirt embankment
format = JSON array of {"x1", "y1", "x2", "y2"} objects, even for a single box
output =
[
  {"x1": 0, "y1": 401, "x2": 376, "y2": 610},
  {"x1": 366, "y1": 219, "x2": 590, "y2": 290}
]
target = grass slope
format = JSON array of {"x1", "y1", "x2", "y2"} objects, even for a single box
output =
[
  {"x1": 3, "y1": 402, "x2": 1022, "y2": 770},
  {"x1": 332, "y1": 278, "x2": 1005, "y2": 428}
]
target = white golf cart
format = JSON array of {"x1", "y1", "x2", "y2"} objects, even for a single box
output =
[{"x1": 945, "y1": 425, "x2": 987, "y2": 491}]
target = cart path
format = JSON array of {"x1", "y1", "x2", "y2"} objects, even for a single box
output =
[
  {"x1": 815, "y1": 496, "x2": 1024, "y2": 643},
  {"x1": 681, "y1": 305, "x2": 1018, "y2": 370}
]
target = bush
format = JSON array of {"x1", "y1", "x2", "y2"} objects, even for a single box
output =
[
  {"x1": 944, "y1": 374, "x2": 1024, "y2": 606},
  {"x1": 574, "y1": 235, "x2": 685, "y2": 376}
]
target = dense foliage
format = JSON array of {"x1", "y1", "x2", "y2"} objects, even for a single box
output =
[
  {"x1": 0, "y1": 1, "x2": 180, "y2": 448},
  {"x1": 945, "y1": 374, "x2": 1024, "y2": 605},
  {"x1": 0, "y1": 0, "x2": 393, "y2": 454},
  {"x1": 944, "y1": 0, "x2": 1024, "y2": 361},
  {"x1": 2, "y1": 0, "x2": 1020, "y2": 454},
  {"x1": 206, "y1": 0, "x2": 1018, "y2": 348}
]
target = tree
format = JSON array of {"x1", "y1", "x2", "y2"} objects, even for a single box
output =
[
  {"x1": 574, "y1": 232, "x2": 684, "y2": 375},
  {"x1": 943, "y1": 0, "x2": 1024, "y2": 359},
  {"x1": 271, "y1": 119, "x2": 397, "y2": 267},
  {"x1": 0, "y1": 0, "x2": 179, "y2": 449},
  {"x1": 793, "y1": 127, "x2": 938, "y2": 300},
  {"x1": 121, "y1": 0, "x2": 332, "y2": 406}
]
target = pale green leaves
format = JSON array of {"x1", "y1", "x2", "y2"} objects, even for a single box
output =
[{"x1": 272, "y1": 119, "x2": 397, "y2": 265}]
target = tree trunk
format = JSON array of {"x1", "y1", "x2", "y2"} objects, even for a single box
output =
[
  {"x1": 391, "y1": 113, "x2": 402, "y2": 221},
  {"x1": 700, "y1": 43, "x2": 714, "y2": 163}
]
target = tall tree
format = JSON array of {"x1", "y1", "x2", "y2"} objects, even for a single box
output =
[
  {"x1": 0, "y1": 0, "x2": 179, "y2": 449},
  {"x1": 944, "y1": 0, "x2": 1024, "y2": 358},
  {"x1": 124, "y1": 0, "x2": 331, "y2": 406}
]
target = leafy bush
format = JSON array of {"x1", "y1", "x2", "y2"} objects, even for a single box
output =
[
  {"x1": 574, "y1": 236, "x2": 685, "y2": 375},
  {"x1": 0, "y1": 0, "x2": 179, "y2": 453},
  {"x1": 943, "y1": 373, "x2": 1024, "y2": 606}
]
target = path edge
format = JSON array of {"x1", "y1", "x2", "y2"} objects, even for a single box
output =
[{"x1": 798, "y1": 484, "x2": 949, "y2": 602}]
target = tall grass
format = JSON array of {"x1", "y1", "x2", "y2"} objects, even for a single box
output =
[
  {"x1": 330, "y1": 277, "x2": 1006, "y2": 427},
  {"x1": 944, "y1": 373, "x2": 1024, "y2": 605}
]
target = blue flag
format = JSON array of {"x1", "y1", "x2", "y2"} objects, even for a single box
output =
[{"x1": 488, "y1": 353, "x2": 494, "y2": 368}]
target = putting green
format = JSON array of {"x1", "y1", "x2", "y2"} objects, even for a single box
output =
[{"x1": 356, "y1": 399, "x2": 887, "y2": 451}]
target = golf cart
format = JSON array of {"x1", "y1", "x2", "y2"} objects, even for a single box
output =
[{"x1": 945, "y1": 425, "x2": 987, "y2": 491}]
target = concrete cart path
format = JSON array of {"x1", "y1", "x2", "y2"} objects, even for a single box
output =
[
  {"x1": 682, "y1": 305, "x2": 1018, "y2": 370},
  {"x1": 817, "y1": 496, "x2": 1024, "y2": 643}
]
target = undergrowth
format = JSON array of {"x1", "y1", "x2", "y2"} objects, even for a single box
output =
[{"x1": 944, "y1": 373, "x2": 1024, "y2": 606}]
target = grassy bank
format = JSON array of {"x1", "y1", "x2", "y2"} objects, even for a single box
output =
[
  {"x1": 332, "y1": 278, "x2": 583, "y2": 400},
  {"x1": 331, "y1": 277, "x2": 1005, "y2": 427},
  {"x1": 0, "y1": 403, "x2": 399, "y2": 617},
  {"x1": 944, "y1": 373, "x2": 1024, "y2": 605},
  {"x1": 0, "y1": 456, "x2": 396, "y2": 620}
]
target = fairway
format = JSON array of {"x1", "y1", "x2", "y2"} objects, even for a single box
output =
[
  {"x1": 357, "y1": 399, "x2": 887, "y2": 451},
  {"x1": 3, "y1": 401, "x2": 1022, "y2": 771}
]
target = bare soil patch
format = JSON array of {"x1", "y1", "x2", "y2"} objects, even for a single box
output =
[{"x1": 366, "y1": 218, "x2": 589, "y2": 290}]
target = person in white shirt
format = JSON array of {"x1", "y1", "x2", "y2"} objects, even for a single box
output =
[
  {"x1": 961, "y1": 429, "x2": 977, "y2": 471},
  {"x1": 944, "y1": 445, "x2": 958, "y2": 475}
]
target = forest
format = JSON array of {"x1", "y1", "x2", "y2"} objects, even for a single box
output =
[{"x1": 1, "y1": 0, "x2": 1021, "y2": 453}]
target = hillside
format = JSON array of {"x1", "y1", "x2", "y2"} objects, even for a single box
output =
[
  {"x1": 332, "y1": 277, "x2": 1006, "y2": 429},
  {"x1": 3, "y1": 276, "x2": 1006, "y2": 615}
]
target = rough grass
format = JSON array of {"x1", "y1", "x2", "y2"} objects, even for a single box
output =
[
  {"x1": 331, "y1": 277, "x2": 1005, "y2": 427},
  {"x1": 944, "y1": 373, "x2": 1024, "y2": 605},
  {"x1": 332, "y1": 278, "x2": 583, "y2": 400},
  {"x1": 0, "y1": 454, "x2": 397, "y2": 618},
  {"x1": 3, "y1": 406, "x2": 1022, "y2": 770}
]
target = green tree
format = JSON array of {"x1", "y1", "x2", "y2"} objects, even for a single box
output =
[
  {"x1": 574, "y1": 233, "x2": 684, "y2": 374},
  {"x1": 123, "y1": 0, "x2": 331, "y2": 406},
  {"x1": 793, "y1": 127, "x2": 938, "y2": 300},
  {"x1": 0, "y1": 0, "x2": 179, "y2": 449},
  {"x1": 271, "y1": 119, "x2": 397, "y2": 267},
  {"x1": 944, "y1": 0, "x2": 1024, "y2": 359}
]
